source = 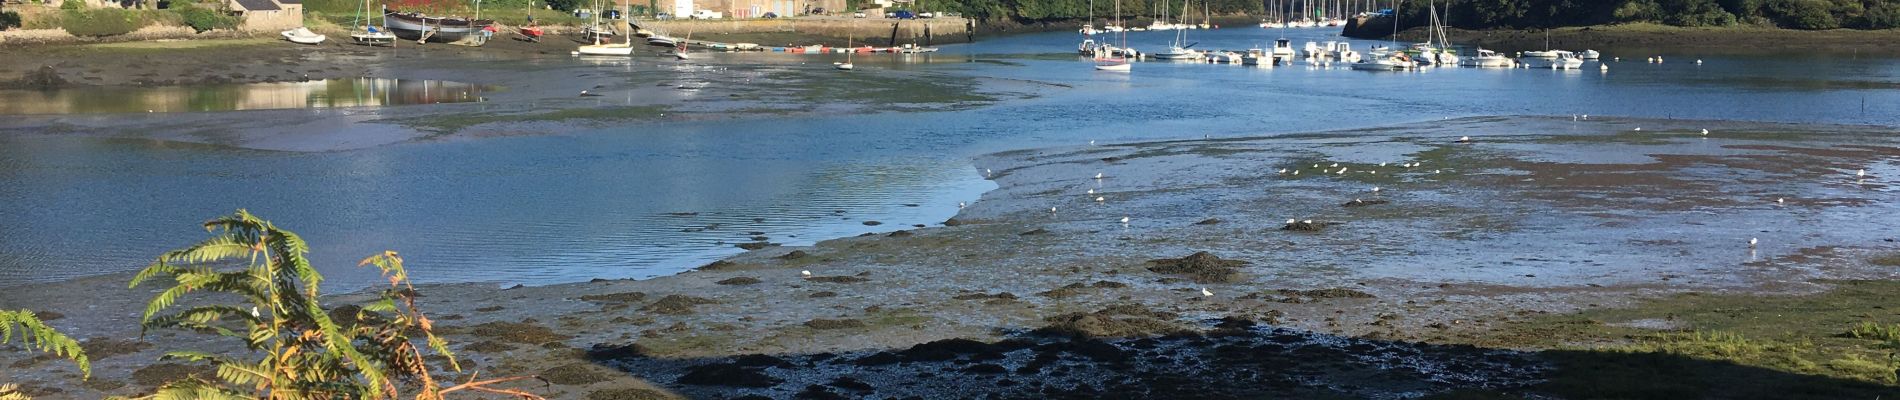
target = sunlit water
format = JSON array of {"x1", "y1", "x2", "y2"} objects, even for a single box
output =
[
  {"x1": 1, "y1": 27, "x2": 1896, "y2": 289},
  {"x1": 0, "y1": 78, "x2": 489, "y2": 114}
]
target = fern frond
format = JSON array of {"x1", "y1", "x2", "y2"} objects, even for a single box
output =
[{"x1": 0, "y1": 309, "x2": 91, "y2": 379}]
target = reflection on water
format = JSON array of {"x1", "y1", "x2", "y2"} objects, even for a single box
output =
[{"x1": 0, "y1": 78, "x2": 491, "y2": 115}]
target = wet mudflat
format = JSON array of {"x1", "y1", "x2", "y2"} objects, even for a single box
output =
[{"x1": 7, "y1": 116, "x2": 1898, "y2": 398}]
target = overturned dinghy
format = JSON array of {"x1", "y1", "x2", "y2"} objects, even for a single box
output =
[{"x1": 281, "y1": 27, "x2": 327, "y2": 45}]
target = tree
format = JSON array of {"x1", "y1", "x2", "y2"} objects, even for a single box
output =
[{"x1": 127, "y1": 210, "x2": 544, "y2": 400}]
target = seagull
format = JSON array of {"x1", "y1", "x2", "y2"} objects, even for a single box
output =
[
  {"x1": 1292, "y1": 170, "x2": 1300, "y2": 175},
  {"x1": 985, "y1": 168, "x2": 993, "y2": 176},
  {"x1": 1313, "y1": 163, "x2": 1320, "y2": 168},
  {"x1": 1701, "y1": 129, "x2": 1709, "y2": 135},
  {"x1": 1748, "y1": 238, "x2": 1757, "y2": 248},
  {"x1": 1120, "y1": 216, "x2": 1130, "y2": 224},
  {"x1": 1857, "y1": 169, "x2": 1866, "y2": 178},
  {"x1": 1050, "y1": 206, "x2": 1058, "y2": 213},
  {"x1": 1088, "y1": 188, "x2": 1096, "y2": 194},
  {"x1": 250, "y1": 306, "x2": 261, "y2": 318},
  {"x1": 1695, "y1": 59, "x2": 1703, "y2": 65},
  {"x1": 1456, "y1": 136, "x2": 1471, "y2": 143},
  {"x1": 1582, "y1": 115, "x2": 1589, "y2": 120},
  {"x1": 1613, "y1": 57, "x2": 1619, "y2": 62},
  {"x1": 1278, "y1": 168, "x2": 1288, "y2": 174},
  {"x1": 1089, "y1": 140, "x2": 1096, "y2": 145},
  {"x1": 1337, "y1": 168, "x2": 1347, "y2": 175},
  {"x1": 958, "y1": 202, "x2": 967, "y2": 209},
  {"x1": 1776, "y1": 197, "x2": 1785, "y2": 205},
  {"x1": 1200, "y1": 288, "x2": 1214, "y2": 297},
  {"x1": 1331, "y1": 163, "x2": 1339, "y2": 168},
  {"x1": 801, "y1": 270, "x2": 813, "y2": 277},
  {"x1": 1600, "y1": 64, "x2": 1608, "y2": 71},
  {"x1": 1302, "y1": 219, "x2": 1313, "y2": 224},
  {"x1": 1095, "y1": 196, "x2": 1105, "y2": 202},
  {"x1": 1371, "y1": 186, "x2": 1381, "y2": 192},
  {"x1": 1379, "y1": 162, "x2": 1387, "y2": 167},
  {"x1": 1368, "y1": 170, "x2": 1377, "y2": 175},
  {"x1": 1285, "y1": 218, "x2": 1296, "y2": 224},
  {"x1": 1094, "y1": 172, "x2": 1105, "y2": 179}
]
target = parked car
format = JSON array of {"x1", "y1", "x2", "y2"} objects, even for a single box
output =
[
  {"x1": 761, "y1": 12, "x2": 777, "y2": 18},
  {"x1": 853, "y1": 11, "x2": 866, "y2": 18},
  {"x1": 891, "y1": 10, "x2": 915, "y2": 19},
  {"x1": 918, "y1": 11, "x2": 934, "y2": 18},
  {"x1": 811, "y1": 7, "x2": 825, "y2": 14},
  {"x1": 655, "y1": 12, "x2": 672, "y2": 19}
]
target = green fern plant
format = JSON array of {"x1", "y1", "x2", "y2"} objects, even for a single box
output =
[
  {"x1": 2, "y1": 309, "x2": 90, "y2": 400},
  {"x1": 126, "y1": 210, "x2": 544, "y2": 400}
]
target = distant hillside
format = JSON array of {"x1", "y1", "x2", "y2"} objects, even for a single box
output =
[{"x1": 1345, "y1": 0, "x2": 1900, "y2": 39}]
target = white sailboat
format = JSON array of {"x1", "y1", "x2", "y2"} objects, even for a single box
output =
[
  {"x1": 348, "y1": 0, "x2": 395, "y2": 46},
  {"x1": 1522, "y1": 30, "x2": 1560, "y2": 58},
  {"x1": 575, "y1": 0, "x2": 632, "y2": 56},
  {"x1": 1094, "y1": 0, "x2": 1132, "y2": 71},
  {"x1": 1150, "y1": 0, "x2": 1202, "y2": 60},
  {"x1": 836, "y1": 28, "x2": 855, "y2": 70}
]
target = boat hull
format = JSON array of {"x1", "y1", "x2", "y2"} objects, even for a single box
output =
[
  {"x1": 383, "y1": 11, "x2": 494, "y2": 44},
  {"x1": 577, "y1": 44, "x2": 634, "y2": 55}
]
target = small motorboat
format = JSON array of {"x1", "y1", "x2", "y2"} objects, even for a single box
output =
[
  {"x1": 282, "y1": 27, "x2": 327, "y2": 45},
  {"x1": 1579, "y1": 49, "x2": 1601, "y2": 59},
  {"x1": 1093, "y1": 57, "x2": 1131, "y2": 72},
  {"x1": 835, "y1": 62, "x2": 854, "y2": 70},
  {"x1": 646, "y1": 35, "x2": 677, "y2": 47},
  {"x1": 1459, "y1": 48, "x2": 1513, "y2": 68},
  {"x1": 517, "y1": 25, "x2": 544, "y2": 42}
]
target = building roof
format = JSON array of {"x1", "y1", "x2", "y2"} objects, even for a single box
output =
[
  {"x1": 231, "y1": 0, "x2": 281, "y2": 11},
  {"x1": 278, "y1": 0, "x2": 301, "y2": 4}
]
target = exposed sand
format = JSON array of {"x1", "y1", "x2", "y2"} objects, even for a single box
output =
[{"x1": 4, "y1": 116, "x2": 1898, "y2": 398}]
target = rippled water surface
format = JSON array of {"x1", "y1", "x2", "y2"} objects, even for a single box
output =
[
  {"x1": 1, "y1": 27, "x2": 1896, "y2": 289},
  {"x1": 0, "y1": 78, "x2": 489, "y2": 114}
]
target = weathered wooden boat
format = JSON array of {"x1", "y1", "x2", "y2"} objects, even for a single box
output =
[{"x1": 383, "y1": 9, "x2": 494, "y2": 45}]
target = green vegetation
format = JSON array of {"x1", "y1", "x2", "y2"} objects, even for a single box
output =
[
  {"x1": 1845, "y1": 321, "x2": 1900, "y2": 341},
  {"x1": 1459, "y1": 280, "x2": 1900, "y2": 397},
  {"x1": 1873, "y1": 253, "x2": 1900, "y2": 266},
  {"x1": 0, "y1": 10, "x2": 22, "y2": 31},
  {"x1": 121, "y1": 210, "x2": 546, "y2": 399},
  {"x1": 51, "y1": 8, "x2": 162, "y2": 36},
  {"x1": 172, "y1": 3, "x2": 238, "y2": 32},
  {"x1": 1379, "y1": 0, "x2": 1900, "y2": 32},
  {"x1": 2, "y1": 310, "x2": 92, "y2": 380}
]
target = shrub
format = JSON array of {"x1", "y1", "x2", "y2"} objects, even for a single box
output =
[
  {"x1": 545, "y1": 0, "x2": 582, "y2": 12},
  {"x1": 1765, "y1": 0, "x2": 1838, "y2": 29},
  {"x1": 1859, "y1": 3, "x2": 1900, "y2": 29},
  {"x1": 0, "y1": 11, "x2": 21, "y2": 31},
  {"x1": 58, "y1": 8, "x2": 145, "y2": 36},
  {"x1": 171, "y1": 4, "x2": 235, "y2": 32},
  {"x1": 59, "y1": 0, "x2": 83, "y2": 9},
  {"x1": 129, "y1": 210, "x2": 546, "y2": 399}
]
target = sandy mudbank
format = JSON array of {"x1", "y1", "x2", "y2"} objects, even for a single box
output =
[{"x1": 4, "y1": 116, "x2": 1900, "y2": 398}]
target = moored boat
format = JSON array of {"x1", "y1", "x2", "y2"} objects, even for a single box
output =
[
  {"x1": 281, "y1": 27, "x2": 326, "y2": 44},
  {"x1": 383, "y1": 8, "x2": 494, "y2": 45}
]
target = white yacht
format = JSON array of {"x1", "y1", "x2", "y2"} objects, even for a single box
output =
[
  {"x1": 1459, "y1": 48, "x2": 1513, "y2": 68},
  {"x1": 1521, "y1": 50, "x2": 1584, "y2": 69}
]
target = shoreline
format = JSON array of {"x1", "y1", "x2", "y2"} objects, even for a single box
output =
[
  {"x1": 6, "y1": 115, "x2": 1899, "y2": 398},
  {"x1": 1403, "y1": 23, "x2": 1900, "y2": 55}
]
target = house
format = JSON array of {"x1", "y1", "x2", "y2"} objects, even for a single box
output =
[{"x1": 227, "y1": 0, "x2": 301, "y2": 31}]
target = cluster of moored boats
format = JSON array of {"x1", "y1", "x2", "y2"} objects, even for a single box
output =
[{"x1": 1082, "y1": 36, "x2": 1604, "y2": 71}]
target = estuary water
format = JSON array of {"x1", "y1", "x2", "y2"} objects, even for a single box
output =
[{"x1": 1, "y1": 27, "x2": 1896, "y2": 289}]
